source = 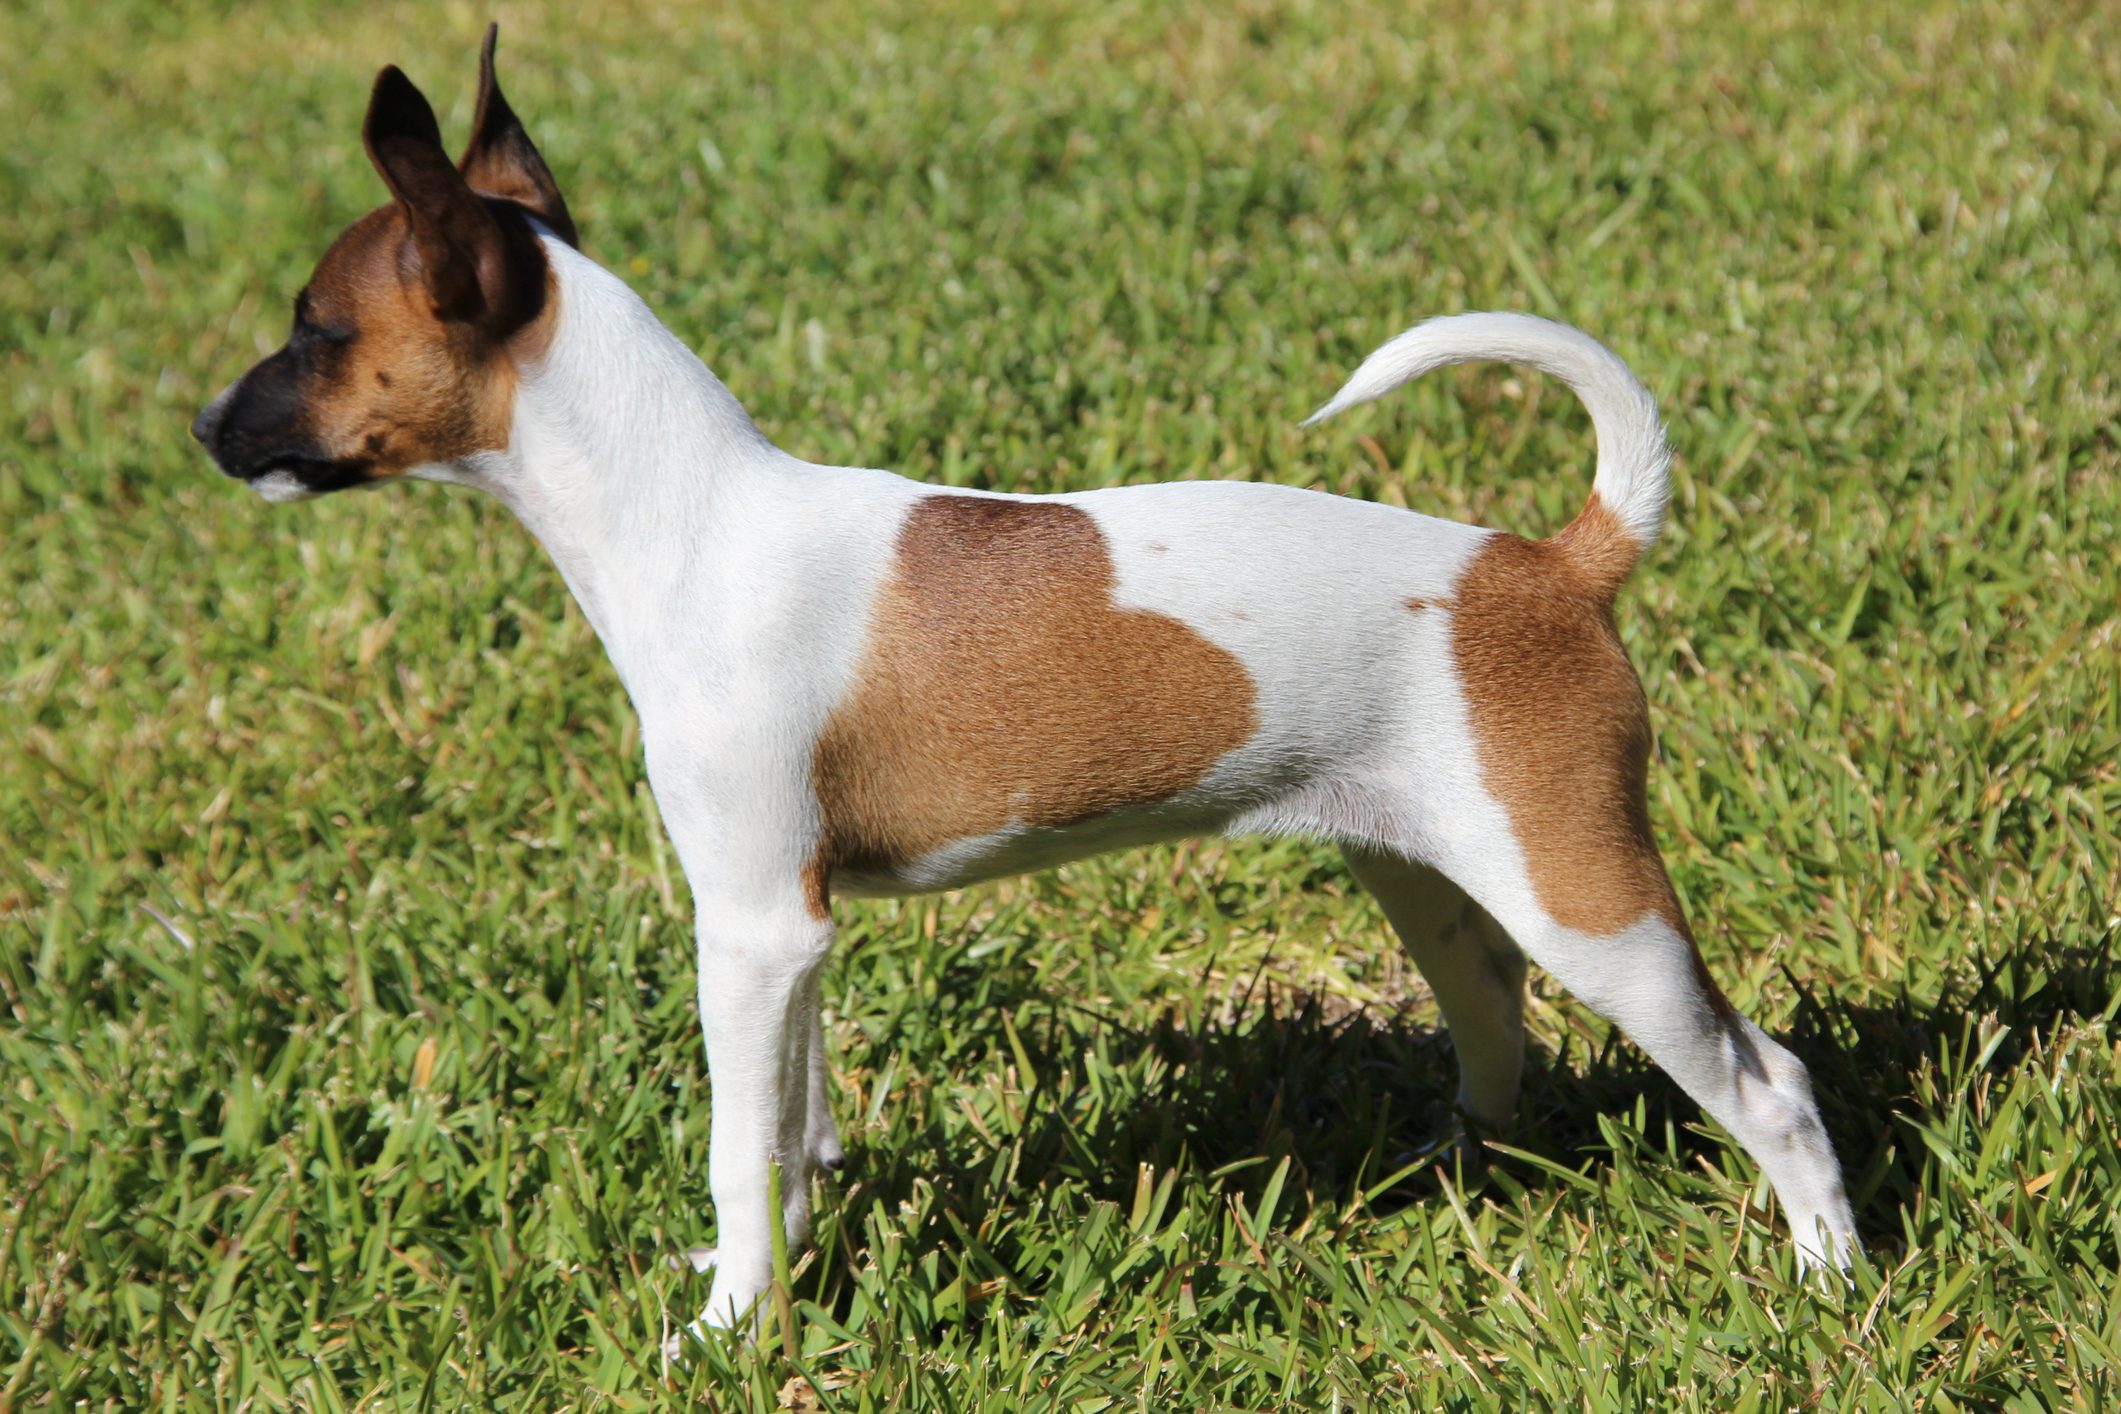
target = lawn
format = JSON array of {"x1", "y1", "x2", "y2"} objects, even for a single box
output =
[{"x1": 3, "y1": 0, "x2": 2117, "y2": 1406}]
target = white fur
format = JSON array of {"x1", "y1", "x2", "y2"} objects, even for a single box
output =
[
  {"x1": 415, "y1": 238, "x2": 1853, "y2": 1346},
  {"x1": 1303, "y1": 312, "x2": 1672, "y2": 551},
  {"x1": 248, "y1": 470, "x2": 318, "y2": 504}
]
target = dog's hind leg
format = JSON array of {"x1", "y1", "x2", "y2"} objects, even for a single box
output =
[
  {"x1": 1482, "y1": 881, "x2": 1855, "y2": 1269},
  {"x1": 1342, "y1": 848, "x2": 1526, "y2": 1135},
  {"x1": 1389, "y1": 504, "x2": 1858, "y2": 1268},
  {"x1": 1408, "y1": 776, "x2": 1858, "y2": 1268}
]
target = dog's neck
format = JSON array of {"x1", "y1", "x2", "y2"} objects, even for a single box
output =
[{"x1": 452, "y1": 236, "x2": 797, "y2": 692}]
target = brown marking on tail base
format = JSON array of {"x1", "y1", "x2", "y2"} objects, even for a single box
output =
[
  {"x1": 1545, "y1": 492, "x2": 1653, "y2": 599},
  {"x1": 1449, "y1": 496, "x2": 1716, "y2": 977},
  {"x1": 808, "y1": 497, "x2": 1261, "y2": 916},
  {"x1": 800, "y1": 854, "x2": 832, "y2": 924}
]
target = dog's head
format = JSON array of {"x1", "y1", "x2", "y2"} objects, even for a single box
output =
[{"x1": 192, "y1": 27, "x2": 575, "y2": 501}]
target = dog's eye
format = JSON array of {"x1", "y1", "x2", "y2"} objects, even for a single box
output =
[
  {"x1": 291, "y1": 290, "x2": 356, "y2": 347},
  {"x1": 290, "y1": 316, "x2": 357, "y2": 354}
]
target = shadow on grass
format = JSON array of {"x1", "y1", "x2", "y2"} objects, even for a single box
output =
[
  {"x1": 1787, "y1": 931, "x2": 2121, "y2": 1249},
  {"x1": 824, "y1": 922, "x2": 2120, "y2": 1273}
]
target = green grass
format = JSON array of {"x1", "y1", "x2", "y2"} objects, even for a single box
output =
[{"x1": 3, "y1": 0, "x2": 2118, "y2": 1406}]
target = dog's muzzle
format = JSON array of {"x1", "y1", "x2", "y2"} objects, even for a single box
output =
[{"x1": 191, "y1": 380, "x2": 372, "y2": 497}]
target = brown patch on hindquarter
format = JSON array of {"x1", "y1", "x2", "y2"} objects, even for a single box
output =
[
  {"x1": 809, "y1": 497, "x2": 1260, "y2": 913},
  {"x1": 1448, "y1": 495, "x2": 1705, "y2": 954}
]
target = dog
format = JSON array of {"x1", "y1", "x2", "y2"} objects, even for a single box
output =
[{"x1": 191, "y1": 28, "x2": 1857, "y2": 1341}]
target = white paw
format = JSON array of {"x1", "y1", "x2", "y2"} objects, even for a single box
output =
[
  {"x1": 664, "y1": 1244, "x2": 770, "y2": 1348},
  {"x1": 672, "y1": 1244, "x2": 718, "y2": 1274},
  {"x1": 1791, "y1": 1205, "x2": 1859, "y2": 1284},
  {"x1": 659, "y1": 1248, "x2": 720, "y2": 1365}
]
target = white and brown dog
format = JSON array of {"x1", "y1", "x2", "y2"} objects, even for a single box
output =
[{"x1": 193, "y1": 31, "x2": 1856, "y2": 1338}]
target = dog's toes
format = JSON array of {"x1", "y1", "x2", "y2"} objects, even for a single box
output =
[
  {"x1": 813, "y1": 1137, "x2": 846, "y2": 1173},
  {"x1": 660, "y1": 1317, "x2": 715, "y2": 1366},
  {"x1": 659, "y1": 1257, "x2": 720, "y2": 1367},
  {"x1": 670, "y1": 1244, "x2": 717, "y2": 1274},
  {"x1": 1451, "y1": 1118, "x2": 1494, "y2": 1173}
]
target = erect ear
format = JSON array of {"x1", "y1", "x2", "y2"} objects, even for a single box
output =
[
  {"x1": 458, "y1": 25, "x2": 578, "y2": 247},
  {"x1": 362, "y1": 65, "x2": 545, "y2": 332}
]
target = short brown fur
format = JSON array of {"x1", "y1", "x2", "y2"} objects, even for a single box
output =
[
  {"x1": 1448, "y1": 496, "x2": 1699, "y2": 945},
  {"x1": 809, "y1": 497, "x2": 1260, "y2": 913}
]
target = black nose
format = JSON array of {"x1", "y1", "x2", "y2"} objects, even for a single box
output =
[{"x1": 191, "y1": 400, "x2": 222, "y2": 448}]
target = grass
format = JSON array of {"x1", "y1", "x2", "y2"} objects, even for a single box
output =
[{"x1": 2, "y1": 0, "x2": 2117, "y2": 1406}]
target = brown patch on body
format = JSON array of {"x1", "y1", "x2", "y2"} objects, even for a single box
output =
[
  {"x1": 1448, "y1": 496, "x2": 1710, "y2": 963},
  {"x1": 800, "y1": 854, "x2": 832, "y2": 923},
  {"x1": 808, "y1": 497, "x2": 1260, "y2": 914}
]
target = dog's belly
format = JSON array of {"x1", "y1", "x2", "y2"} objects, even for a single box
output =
[{"x1": 830, "y1": 795, "x2": 1238, "y2": 897}]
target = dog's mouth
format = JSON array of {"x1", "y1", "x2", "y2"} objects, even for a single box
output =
[{"x1": 234, "y1": 451, "x2": 377, "y2": 499}]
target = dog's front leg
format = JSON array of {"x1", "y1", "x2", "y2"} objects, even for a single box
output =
[
  {"x1": 686, "y1": 894, "x2": 833, "y2": 1332},
  {"x1": 645, "y1": 733, "x2": 838, "y2": 1345},
  {"x1": 803, "y1": 975, "x2": 846, "y2": 1173}
]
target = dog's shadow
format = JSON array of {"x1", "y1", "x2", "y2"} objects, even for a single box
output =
[
  {"x1": 1782, "y1": 933, "x2": 2121, "y2": 1242},
  {"x1": 823, "y1": 924, "x2": 2118, "y2": 1275}
]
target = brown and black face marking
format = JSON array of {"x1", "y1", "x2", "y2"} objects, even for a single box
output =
[{"x1": 192, "y1": 26, "x2": 573, "y2": 497}]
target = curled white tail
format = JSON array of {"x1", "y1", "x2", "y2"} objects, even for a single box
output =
[{"x1": 1304, "y1": 312, "x2": 1672, "y2": 561}]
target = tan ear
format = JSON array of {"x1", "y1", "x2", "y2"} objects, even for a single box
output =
[
  {"x1": 459, "y1": 24, "x2": 578, "y2": 247},
  {"x1": 363, "y1": 65, "x2": 547, "y2": 333}
]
